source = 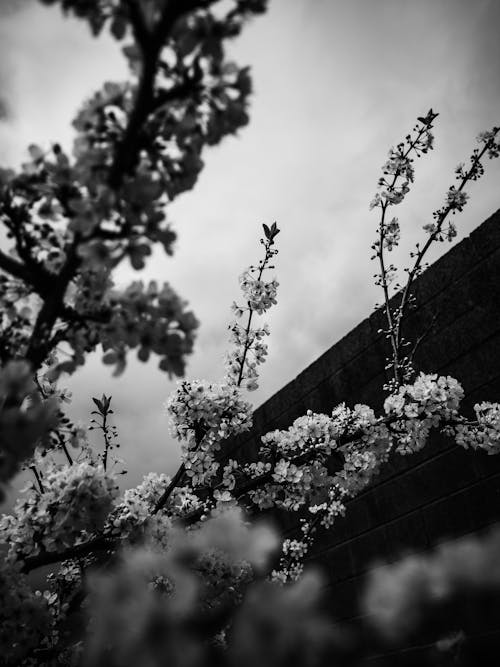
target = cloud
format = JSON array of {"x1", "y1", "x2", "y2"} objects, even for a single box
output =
[
  {"x1": 0, "y1": 0, "x2": 32, "y2": 15},
  {"x1": 0, "y1": 84, "x2": 9, "y2": 122},
  {"x1": 0, "y1": 0, "x2": 34, "y2": 119},
  {"x1": 2, "y1": 0, "x2": 500, "y2": 490},
  {"x1": 0, "y1": 1, "x2": 127, "y2": 164}
]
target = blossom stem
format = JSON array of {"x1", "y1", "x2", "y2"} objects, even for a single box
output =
[
  {"x1": 101, "y1": 411, "x2": 111, "y2": 472},
  {"x1": 153, "y1": 463, "x2": 186, "y2": 514},
  {"x1": 376, "y1": 121, "x2": 430, "y2": 386},
  {"x1": 235, "y1": 239, "x2": 274, "y2": 387},
  {"x1": 377, "y1": 201, "x2": 400, "y2": 386},
  {"x1": 59, "y1": 433, "x2": 74, "y2": 467},
  {"x1": 21, "y1": 535, "x2": 114, "y2": 573},
  {"x1": 394, "y1": 132, "x2": 498, "y2": 358},
  {"x1": 153, "y1": 422, "x2": 206, "y2": 513},
  {"x1": 19, "y1": 410, "x2": 474, "y2": 573},
  {"x1": 30, "y1": 465, "x2": 45, "y2": 494}
]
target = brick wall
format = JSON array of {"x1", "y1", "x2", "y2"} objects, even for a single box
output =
[{"x1": 228, "y1": 208, "x2": 500, "y2": 662}]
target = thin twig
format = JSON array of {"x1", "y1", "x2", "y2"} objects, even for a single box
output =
[
  {"x1": 394, "y1": 133, "x2": 498, "y2": 356},
  {"x1": 153, "y1": 463, "x2": 186, "y2": 513},
  {"x1": 375, "y1": 121, "x2": 431, "y2": 385},
  {"x1": 235, "y1": 241, "x2": 274, "y2": 387},
  {"x1": 30, "y1": 465, "x2": 45, "y2": 494}
]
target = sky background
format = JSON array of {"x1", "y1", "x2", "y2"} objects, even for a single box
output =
[{"x1": 1, "y1": 0, "x2": 500, "y2": 491}]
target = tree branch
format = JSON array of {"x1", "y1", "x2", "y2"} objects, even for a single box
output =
[
  {"x1": 22, "y1": 0, "x2": 218, "y2": 370},
  {"x1": 123, "y1": 0, "x2": 151, "y2": 49},
  {"x1": 0, "y1": 249, "x2": 35, "y2": 285},
  {"x1": 24, "y1": 245, "x2": 79, "y2": 369},
  {"x1": 21, "y1": 535, "x2": 114, "y2": 573},
  {"x1": 108, "y1": 0, "x2": 218, "y2": 188},
  {"x1": 21, "y1": 409, "x2": 466, "y2": 574},
  {"x1": 153, "y1": 463, "x2": 186, "y2": 513}
]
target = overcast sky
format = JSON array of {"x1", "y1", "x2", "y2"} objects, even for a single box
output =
[{"x1": 1, "y1": 0, "x2": 499, "y2": 487}]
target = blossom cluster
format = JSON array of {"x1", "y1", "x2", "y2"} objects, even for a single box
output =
[
  {"x1": 369, "y1": 109, "x2": 437, "y2": 212},
  {"x1": 257, "y1": 409, "x2": 386, "y2": 581},
  {"x1": 384, "y1": 373, "x2": 464, "y2": 454},
  {"x1": 106, "y1": 472, "x2": 174, "y2": 548},
  {"x1": 282, "y1": 538, "x2": 308, "y2": 559},
  {"x1": 422, "y1": 219, "x2": 457, "y2": 242},
  {"x1": 238, "y1": 269, "x2": 279, "y2": 315},
  {"x1": 445, "y1": 186, "x2": 469, "y2": 211},
  {"x1": 46, "y1": 276, "x2": 199, "y2": 380},
  {"x1": 1, "y1": 462, "x2": 118, "y2": 561},
  {"x1": 382, "y1": 217, "x2": 400, "y2": 251},
  {"x1": 167, "y1": 380, "x2": 253, "y2": 443},
  {"x1": 46, "y1": 558, "x2": 82, "y2": 616},
  {"x1": 102, "y1": 280, "x2": 199, "y2": 377},
  {"x1": 261, "y1": 409, "x2": 342, "y2": 456},
  {"x1": 251, "y1": 404, "x2": 388, "y2": 522},
  {"x1": 381, "y1": 148, "x2": 415, "y2": 183},
  {"x1": 84, "y1": 508, "x2": 278, "y2": 666},
  {"x1": 224, "y1": 223, "x2": 279, "y2": 391},
  {"x1": 335, "y1": 421, "x2": 391, "y2": 497},
  {"x1": 225, "y1": 322, "x2": 270, "y2": 391},
  {"x1": 166, "y1": 380, "x2": 253, "y2": 486},
  {"x1": 454, "y1": 402, "x2": 500, "y2": 455},
  {"x1": 242, "y1": 374, "x2": 497, "y2": 582},
  {"x1": 477, "y1": 127, "x2": 500, "y2": 158}
]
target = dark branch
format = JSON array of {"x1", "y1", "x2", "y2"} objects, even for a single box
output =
[
  {"x1": 153, "y1": 463, "x2": 186, "y2": 513},
  {"x1": 123, "y1": 0, "x2": 151, "y2": 49},
  {"x1": 108, "y1": 0, "x2": 217, "y2": 188},
  {"x1": 22, "y1": 0, "x2": 219, "y2": 369},
  {"x1": 21, "y1": 535, "x2": 114, "y2": 573},
  {"x1": 0, "y1": 249, "x2": 36, "y2": 285},
  {"x1": 24, "y1": 245, "x2": 80, "y2": 369}
]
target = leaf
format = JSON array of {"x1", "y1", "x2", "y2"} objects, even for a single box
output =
[
  {"x1": 262, "y1": 223, "x2": 271, "y2": 239},
  {"x1": 92, "y1": 397, "x2": 105, "y2": 413},
  {"x1": 418, "y1": 108, "x2": 438, "y2": 125}
]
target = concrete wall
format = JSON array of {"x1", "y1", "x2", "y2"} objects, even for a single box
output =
[{"x1": 228, "y1": 208, "x2": 500, "y2": 662}]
